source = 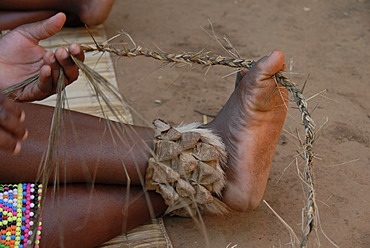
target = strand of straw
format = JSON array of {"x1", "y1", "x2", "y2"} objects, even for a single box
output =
[
  {"x1": 81, "y1": 44, "x2": 256, "y2": 68},
  {"x1": 275, "y1": 74, "x2": 316, "y2": 248}
]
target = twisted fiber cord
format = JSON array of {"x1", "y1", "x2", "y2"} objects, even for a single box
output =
[
  {"x1": 81, "y1": 45, "x2": 256, "y2": 68},
  {"x1": 82, "y1": 44, "x2": 316, "y2": 247},
  {"x1": 275, "y1": 74, "x2": 316, "y2": 248}
]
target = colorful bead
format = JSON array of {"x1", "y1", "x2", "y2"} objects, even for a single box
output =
[{"x1": 0, "y1": 184, "x2": 43, "y2": 247}]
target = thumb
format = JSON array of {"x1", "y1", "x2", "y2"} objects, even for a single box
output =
[{"x1": 16, "y1": 12, "x2": 66, "y2": 43}]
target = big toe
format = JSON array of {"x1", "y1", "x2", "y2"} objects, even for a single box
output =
[{"x1": 255, "y1": 50, "x2": 285, "y2": 77}]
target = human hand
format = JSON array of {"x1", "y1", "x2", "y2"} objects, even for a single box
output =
[
  {"x1": 0, "y1": 93, "x2": 27, "y2": 154},
  {"x1": 0, "y1": 13, "x2": 85, "y2": 102}
]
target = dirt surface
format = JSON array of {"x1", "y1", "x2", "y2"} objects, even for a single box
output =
[{"x1": 105, "y1": 0, "x2": 369, "y2": 247}]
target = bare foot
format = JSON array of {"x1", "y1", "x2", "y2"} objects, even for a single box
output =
[{"x1": 206, "y1": 50, "x2": 288, "y2": 211}]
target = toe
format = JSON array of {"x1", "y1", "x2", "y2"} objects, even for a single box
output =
[{"x1": 255, "y1": 50, "x2": 285, "y2": 77}]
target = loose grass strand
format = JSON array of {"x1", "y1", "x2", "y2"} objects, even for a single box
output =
[{"x1": 2, "y1": 74, "x2": 39, "y2": 99}]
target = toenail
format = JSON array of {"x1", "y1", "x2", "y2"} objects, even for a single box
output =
[{"x1": 240, "y1": 68, "x2": 249, "y2": 76}]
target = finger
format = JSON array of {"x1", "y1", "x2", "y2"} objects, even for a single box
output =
[
  {"x1": 0, "y1": 94, "x2": 26, "y2": 136},
  {"x1": 0, "y1": 129, "x2": 21, "y2": 154},
  {"x1": 22, "y1": 56, "x2": 55, "y2": 101},
  {"x1": 0, "y1": 94, "x2": 23, "y2": 121},
  {"x1": 69, "y1": 43, "x2": 85, "y2": 62},
  {"x1": 43, "y1": 51, "x2": 60, "y2": 87},
  {"x1": 55, "y1": 47, "x2": 79, "y2": 84},
  {"x1": 15, "y1": 12, "x2": 66, "y2": 44},
  {"x1": 0, "y1": 102, "x2": 27, "y2": 140},
  {"x1": 20, "y1": 111, "x2": 26, "y2": 123},
  {"x1": 37, "y1": 65, "x2": 53, "y2": 95}
]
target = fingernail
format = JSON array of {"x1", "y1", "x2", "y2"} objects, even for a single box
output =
[
  {"x1": 20, "y1": 111, "x2": 26, "y2": 123},
  {"x1": 50, "y1": 55, "x2": 56, "y2": 64},
  {"x1": 13, "y1": 142, "x2": 21, "y2": 155},
  {"x1": 63, "y1": 49, "x2": 69, "y2": 59},
  {"x1": 22, "y1": 129, "x2": 29, "y2": 141},
  {"x1": 70, "y1": 43, "x2": 78, "y2": 52}
]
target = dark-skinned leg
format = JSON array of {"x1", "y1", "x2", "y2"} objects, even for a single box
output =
[
  {"x1": 0, "y1": 103, "x2": 166, "y2": 247},
  {"x1": 0, "y1": 102, "x2": 153, "y2": 185},
  {"x1": 41, "y1": 185, "x2": 167, "y2": 248}
]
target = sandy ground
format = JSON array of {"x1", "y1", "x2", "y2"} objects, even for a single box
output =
[{"x1": 104, "y1": 0, "x2": 369, "y2": 247}]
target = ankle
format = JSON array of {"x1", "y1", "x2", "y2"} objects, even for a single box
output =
[{"x1": 223, "y1": 182, "x2": 262, "y2": 211}]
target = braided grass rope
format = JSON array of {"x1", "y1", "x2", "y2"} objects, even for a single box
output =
[{"x1": 3, "y1": 41, "x2": 317, "y2": 247}]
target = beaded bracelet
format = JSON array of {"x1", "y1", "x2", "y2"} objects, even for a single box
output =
[{"x1": 0, "y1": 183, "x2": 43, "y2": 248}]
